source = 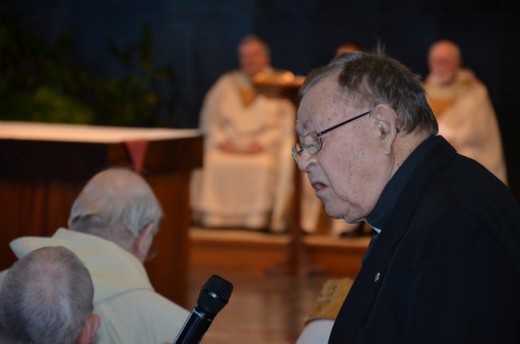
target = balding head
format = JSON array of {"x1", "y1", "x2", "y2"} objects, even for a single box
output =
[
  {"x1": 335, "y1": 41, "x2": 362, "y2": 57},
  {"x1": 427, "y1": 39, "x2": 462, "y2": 85},
  {"x1": 0, "y1": 246, "x2": 97, "y2": 343},
  {"x1": 68, "y1": 168, "x2": 163, "y2": 257},
  {"x1": 237, "y1": 35, "x2": 271, "y2": 78}
]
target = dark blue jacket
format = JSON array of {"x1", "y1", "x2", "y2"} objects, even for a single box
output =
[{"x1": 329, "y1": 136, "x2": 520, "y2": 343}]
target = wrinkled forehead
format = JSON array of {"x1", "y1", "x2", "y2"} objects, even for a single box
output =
[
  {"x1": 239, "y1": 41, "x2": 266, "y2": 56},
  {"x1": 296, "y1": 75, "x2": 352, "y2": 134},
  {"x1": 429, "y1": 42, "x2": 460, "y2": 62}
]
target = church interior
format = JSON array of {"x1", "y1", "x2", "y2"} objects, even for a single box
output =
[{"x1": 1, "y1": 1, "x2": 519, "y2": 343}]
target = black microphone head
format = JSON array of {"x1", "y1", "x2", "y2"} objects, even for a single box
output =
[{"x1": 196, "y1": 274, "x2": 233, "y2": 316}]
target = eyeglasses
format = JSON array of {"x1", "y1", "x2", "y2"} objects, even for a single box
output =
[{"x1": 292, "y1": 110, "x2": 371, "y2": 160}]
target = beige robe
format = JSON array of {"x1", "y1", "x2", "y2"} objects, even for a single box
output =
[
  {"x1": 424, "y1": 69, "x2": 508, "y2": 184},
  {"x1": 0, "y1": 229, "x2": 189, "y2": 344},
  {"x1": 191, "y1": 70, "x2": 295, "y2": 230}
]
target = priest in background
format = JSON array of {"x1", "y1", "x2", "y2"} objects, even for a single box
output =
[
  {"x1": 423, "y1": 39, "x2": 507, "y2": 184},
  {"x1": 191, "y1": 34, "x2": 295, "y2": 231}
]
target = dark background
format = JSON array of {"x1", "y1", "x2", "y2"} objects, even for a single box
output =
[{"x1": 2, "y1": 0, "x2": 519, "y2": 199}]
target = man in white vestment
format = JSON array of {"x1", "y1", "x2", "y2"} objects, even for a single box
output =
[
  {"x1": 0, "y1": 168, "x2": 189, "y2": 344},
  {"x1": 423, "y1": 39, "x2": 507, "y2": 184},
  {"x1": 191, "y1": 35, "x2": 295, "y2": 231}
]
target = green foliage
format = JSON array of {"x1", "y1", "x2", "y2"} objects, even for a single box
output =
[
  {"x1": 91, "y1": 25, "x2": 178, "y2": 127},
  {"x1": 0, "y1": 3, "x2": 177, "y2": 127},
  {"x1": 31, "y1": 86, "x2": 95, "y2": 123}
]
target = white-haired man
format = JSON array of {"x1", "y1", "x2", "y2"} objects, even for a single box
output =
[
  {"x1": 0, "y1": 168, "x2": 189, "y2": 343},
  {"x1": 0, "y1": 246, "x2": 99, "y2": 344}
]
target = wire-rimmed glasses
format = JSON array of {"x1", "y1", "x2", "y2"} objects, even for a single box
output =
[{"x1": 292, "y1": 110, "x2": 371, "y2": 160}]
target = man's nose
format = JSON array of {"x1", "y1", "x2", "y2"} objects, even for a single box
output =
[{"x1": 295, "y1": 151, "x2": 313, "y2": 173}]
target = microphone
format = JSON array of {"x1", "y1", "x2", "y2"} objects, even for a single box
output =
[{"x1": 173, "y1": 274, "x2": 233, "y2": 344}]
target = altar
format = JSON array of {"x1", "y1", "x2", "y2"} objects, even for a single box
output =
[{"x1": 0, "y1": 121, "x2": 203, "y2": 307}]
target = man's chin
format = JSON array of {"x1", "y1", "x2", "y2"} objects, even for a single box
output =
[
  {"x1": 430, "y1": 74, "x2": 454, "y2": 86},
  {"x1": 323, "y1": 204, "x2": 343, "y2": 219}
]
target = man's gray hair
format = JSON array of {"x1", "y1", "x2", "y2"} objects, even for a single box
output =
[
  {"x1": 300, "y1": 48, "x2": 438, "y2": 136},
  {"x1": 68, "y1": 167, "x2": 163, "y2": 251},
  {"x1": 0, "y1": 246, "x2": 94, "y2": 343}
]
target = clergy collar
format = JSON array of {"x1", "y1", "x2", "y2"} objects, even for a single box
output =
[{"x1": 366, "y1": 134, "x2": 437, "y2": 232}]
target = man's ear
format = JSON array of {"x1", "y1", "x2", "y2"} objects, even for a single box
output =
[
  {"x1": 133, "y1": 223, "x2": 155, "y2": 262},
  {"x1": 372, "y1": 104, "x2": 398, "y2": 153},
  {"x1": 77, "y1": 314, "x2": 100, "y2": 344},
  {"x1": 377, "y1": 121, "x2": 388, "y2": 139}
]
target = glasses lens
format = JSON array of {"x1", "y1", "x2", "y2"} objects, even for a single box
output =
[{"x1": 303, "y1": 132, "x2": 321, "y2": 155}]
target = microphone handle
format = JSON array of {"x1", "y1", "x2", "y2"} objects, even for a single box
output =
[{"x1": 174, "y1": 308, "x2": 213, "y2": 344}]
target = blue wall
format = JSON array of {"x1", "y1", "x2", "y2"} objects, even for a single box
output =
[{"x1": 6, "y1": 0, "x2": 520, "y2": 198}]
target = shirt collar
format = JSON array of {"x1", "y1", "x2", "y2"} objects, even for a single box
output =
[{"x1": 366, "y1": 135, "x2": 436, "y2": 231}]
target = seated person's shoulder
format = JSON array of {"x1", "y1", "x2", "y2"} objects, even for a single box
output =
[
  {"x1": 94, "y1": 290, "x2": 189, "y2": 344},
  {"x1": 93, "y1": 289, "x2": 189, "y2": 333},
  {"x1": 296, "y1": 319, "x2": 335, "y2": 344},
  {"x1": 0, "y1": 269, "x2": 7, "y2": 290}
]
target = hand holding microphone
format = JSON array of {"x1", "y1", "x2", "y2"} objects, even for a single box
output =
[{"x1": 173, "y1": 274, "x2": 233, "y2": 344}]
